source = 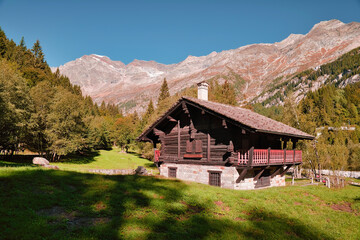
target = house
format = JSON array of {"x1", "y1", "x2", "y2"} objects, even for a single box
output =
[{"x1": 137, "y1": 82, "x2": 314, "y2": 190}]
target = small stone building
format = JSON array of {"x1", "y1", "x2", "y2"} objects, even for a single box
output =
[{"x1": 138, "y1": 83, "x2": 314, "y2": 190}]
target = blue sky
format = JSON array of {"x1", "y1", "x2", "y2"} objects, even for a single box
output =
[{"x1": 1, "y1": 0, "x2": 360, "y2": 67}]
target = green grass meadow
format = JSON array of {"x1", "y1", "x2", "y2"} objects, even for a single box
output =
[
  {"x1": 52, "y1": 148, "x2": 157, "y2": 173},
  {"x1": 0, "y1": 151, "x2": 359, "y2": 240}
]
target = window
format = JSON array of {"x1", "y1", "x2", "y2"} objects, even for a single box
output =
[
  {"x1": 186, "y1": 140, "x2": 202, "y2": 153},
  {"x1": 209, "y1": 171, "x2": 221, "y2": 187},
  {"x1": 168, "y1": 167, "x2": 177, "y2": 178},
  {"x1": 184, "y1": 139, "x2": 203, "y2": 159}
]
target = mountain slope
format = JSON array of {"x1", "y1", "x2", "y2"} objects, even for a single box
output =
[
  {"x1": 252, "y1": 46, "x2": 360, "y2": 106},
  {"x1": 53, "y1": 20, "x2": 360, "y2": 112}
]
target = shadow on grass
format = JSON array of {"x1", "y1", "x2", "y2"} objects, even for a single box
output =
[
  {"x1": 0, "y1": 169, "x2": 336, "y2": 240},
  {"x1": 0, "y1": 160, "x2": 35, "y2": 167}
]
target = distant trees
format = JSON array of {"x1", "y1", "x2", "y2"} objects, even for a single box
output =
[
  {"x1": 254, "y1": 78, "x2": 360, "y2": 171},
  {"x1": 209, "y1": 79, "x2": 237, "y2": 106},
  {"x1": 0, "y1": 28, "x2": 117, "y2": 160},
  {"x1": 0, "y1": 60, "x2": 31, "y2": 155}
]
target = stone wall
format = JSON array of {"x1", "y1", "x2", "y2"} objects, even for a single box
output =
[{"x1": 159, "y1": 163, "x2": 286, "y2": 190}]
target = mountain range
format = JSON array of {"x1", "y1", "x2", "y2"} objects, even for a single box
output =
[{"x1": 52, "y1": 19, "x2": 360, "y2": 113}]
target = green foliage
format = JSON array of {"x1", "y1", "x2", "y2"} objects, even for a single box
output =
[
  {"x1": 253, "y1": 81, "x2": 360, "y2": 171},
  {"x1": 0, "y1": 60, "x2": 31, "y2": 153},
  {"x1": 209, "y1": 79, "x2": 237, "y2": 106},
  {"x1": 158, "y1": 78, "x2": 170, "y2": 102},
  {"x1": 45, "y1": 88, "x2": 87, "y2": 159},
  {"x1": 0, "y1": 27, "x2": 119, "y2": 160}
]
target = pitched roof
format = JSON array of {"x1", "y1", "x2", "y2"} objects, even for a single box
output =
[
  {"x1": 138, "y1": 97, "x2": 314, "y2": 141},
  {"x1": 184, "y1": 97, "x2": 314, "y2": 139}
]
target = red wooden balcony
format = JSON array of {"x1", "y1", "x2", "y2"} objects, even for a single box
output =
[
  {"x1": 154, "y1": 148, "x2": 302, "y2": 166},
  {"x1": 237, "y1": 148, "x2": 302, "y2": 166}
]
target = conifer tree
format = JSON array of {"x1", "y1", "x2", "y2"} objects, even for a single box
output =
[
  {"x1": 158, "y1": 78, "x2": 170, "y2": 103},
  {"x1": 0, "y1": 27, "x2": 7, "y2": 57},
  {"x1": 144, "y1": 99, "x2": 155, "y2": 119},
  {"x1": 31, "y1": 40, "x2": 46, "y2": 69},
  {"x1": 157, "y1": 78, "x2": 171, "y2": 113},
  {"x1": 19, "y1": 37, "x2": 26, "y2": 49}
]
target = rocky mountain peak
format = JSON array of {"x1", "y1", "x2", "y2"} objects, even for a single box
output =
[
  {"x1": 53, "y1": 20, "x2": 360, "y2": 113},
  {"x1": 310, "y1": 19, "x2": 345, "y2": 32}
]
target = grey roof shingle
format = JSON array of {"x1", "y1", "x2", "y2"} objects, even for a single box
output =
[
  {"x1": 138, "y1": 97, "x2": 314, "y2": 140},
  {"x1": 183, "y1": 97, "x2": 314, "y2": 139}
]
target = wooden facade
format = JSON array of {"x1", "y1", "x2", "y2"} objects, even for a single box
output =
[{"x1": 138, "y1": 97, "x2": 314, "y2": 189}]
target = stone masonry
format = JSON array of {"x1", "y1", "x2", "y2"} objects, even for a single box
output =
[{"x1": 160, "y1": 163, "x2": 285, "y2": 190}]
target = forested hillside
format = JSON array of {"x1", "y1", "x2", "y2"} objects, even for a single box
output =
[
  {"x1": 0, "y1": 28, "x2": 126, "y2": 160},
  {"x1": 253, "y1": 47, "x2": 360, "y2": 107},
  {"x1": 252, "y1": 82, "x2": 360, "y2": 171}
]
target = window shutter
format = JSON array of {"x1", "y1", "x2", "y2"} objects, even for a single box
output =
[
  {"x1": 186, "y1": 140, "x2": 192, "y2": 153},
  {"x1": 195, "y1": 140, "x2": 202, "y2": 153}
]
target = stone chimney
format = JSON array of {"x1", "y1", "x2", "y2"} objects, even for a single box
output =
[{"x1": 197, "y1": 81, "x2": 209, "y2": 101}]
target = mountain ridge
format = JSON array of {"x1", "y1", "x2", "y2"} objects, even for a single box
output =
[{"x1": 52, "y1": 19, "x2": 360, "y2": 113}]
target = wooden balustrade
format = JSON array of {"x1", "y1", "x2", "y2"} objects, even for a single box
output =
[
  {"x1": 237, "y1": 148, "x2": 302, "y2": 166},
  {"x1": 154, "y1": 148, "x2": 302, "y2": 166}
]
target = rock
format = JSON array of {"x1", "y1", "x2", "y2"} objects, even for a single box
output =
[
  {"x1": 33, "y1": 157, "x2": 50, "y2": 166},
  {"x1": 135, "y1": 166, "x2": 148, "y2": 175}
]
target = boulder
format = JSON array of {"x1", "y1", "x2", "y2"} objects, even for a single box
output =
[
  {"x1": 33, "y1": 157, "x2": 50, "y2": 166},
  {"x1": 135, "y1": 166, "x2": 148, "y2": 175}
]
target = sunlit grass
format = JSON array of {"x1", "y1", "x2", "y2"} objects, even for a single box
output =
[
  {"x1": 52, "y1": 148, "x2": 157, "y2": 173},
  {"x1": 0, "y1": 166, "x2": 359, "y2": 240}
]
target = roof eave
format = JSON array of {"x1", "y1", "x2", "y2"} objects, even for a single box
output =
[
  {"x1": 136, "y1": 98, "x2": 184, "y2": 142},
  {"x1": 255, "y1": 129, "x2": 315, "y2": 140}
]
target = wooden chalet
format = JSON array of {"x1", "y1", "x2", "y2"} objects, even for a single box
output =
[{"x1": 138, "y1": 82, "x2": 314, "y2": 189}]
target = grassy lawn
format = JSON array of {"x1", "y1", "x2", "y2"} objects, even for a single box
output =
[
  {"x1": 0, "y1": 165, "x2": 359, "y2": 239},
  {"x1": 50, "y1": 148, "x2": 157, "y2": 173}
]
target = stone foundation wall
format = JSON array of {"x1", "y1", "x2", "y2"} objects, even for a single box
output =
[
  {"x1": 160, "y1": 163, "x2": 238, "y2": 189},
  {"x1": 159, "y1": 163, "x2": 285, "y2": 190}
]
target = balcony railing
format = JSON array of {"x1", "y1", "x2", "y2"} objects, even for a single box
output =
[
  {"x1": 237, "y1": 148, "x2": 302, "y2": 166},
  {"x1": 154, "y1": 148, "x2": 302, "y2": 166}
]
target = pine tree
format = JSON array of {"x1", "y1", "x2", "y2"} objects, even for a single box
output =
[
  {"x1": 0, "y1": 27, "x2": 7, "y2": 57},
  {"x1": 157, "y1": 78, "x2": 171, "y2": 113},
  {"x1": 31, "y1": 40, "x2": 46, "y2": 69},
  {"x1": 19, "y1": 37, "x2": 26, "y2": 49},
  {"x1": 158, "y1": 78, "x2": 170, "y2": 103},
  {"x1": 144, "y1": 99, "x2": 155, "y2": 119}
]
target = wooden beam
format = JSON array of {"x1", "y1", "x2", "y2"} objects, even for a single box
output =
[
  {"x1": 222, "y1": 119, "x2": 228, "y2": 129},
  {"x1": 280, "y1": 165, "x2": 294, "y2": 177},
  {"x1": 189, "y1": 119, "x2": 195, "y2": 139},
  {"x1": 271, "y1": 166, "x2": 283, "y2": 178},
  {"x1": 167, "y1": 116, "x2": 177, "y2": 122},
  {"x1": 177, "y1": 120, "x2": 180, "y2": 160},
  {"x1": 254, "y1": 168, "x2": 265, "y2": 181},
  {"x1": 207, "y1": 133, "x2": 211, "y2": 162},
  {"x1": 247, "y1": 147, "x2": 254, "y2": 167},
  {"x1": 182, "y1": 102, "x2": 189, "y2": 114},
  {"x1": 153, "y1": 128, "x2": 164, "y2": 136},
  {"x1": 236, "y1": 168, "x2": 248, "y2": 183}
]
